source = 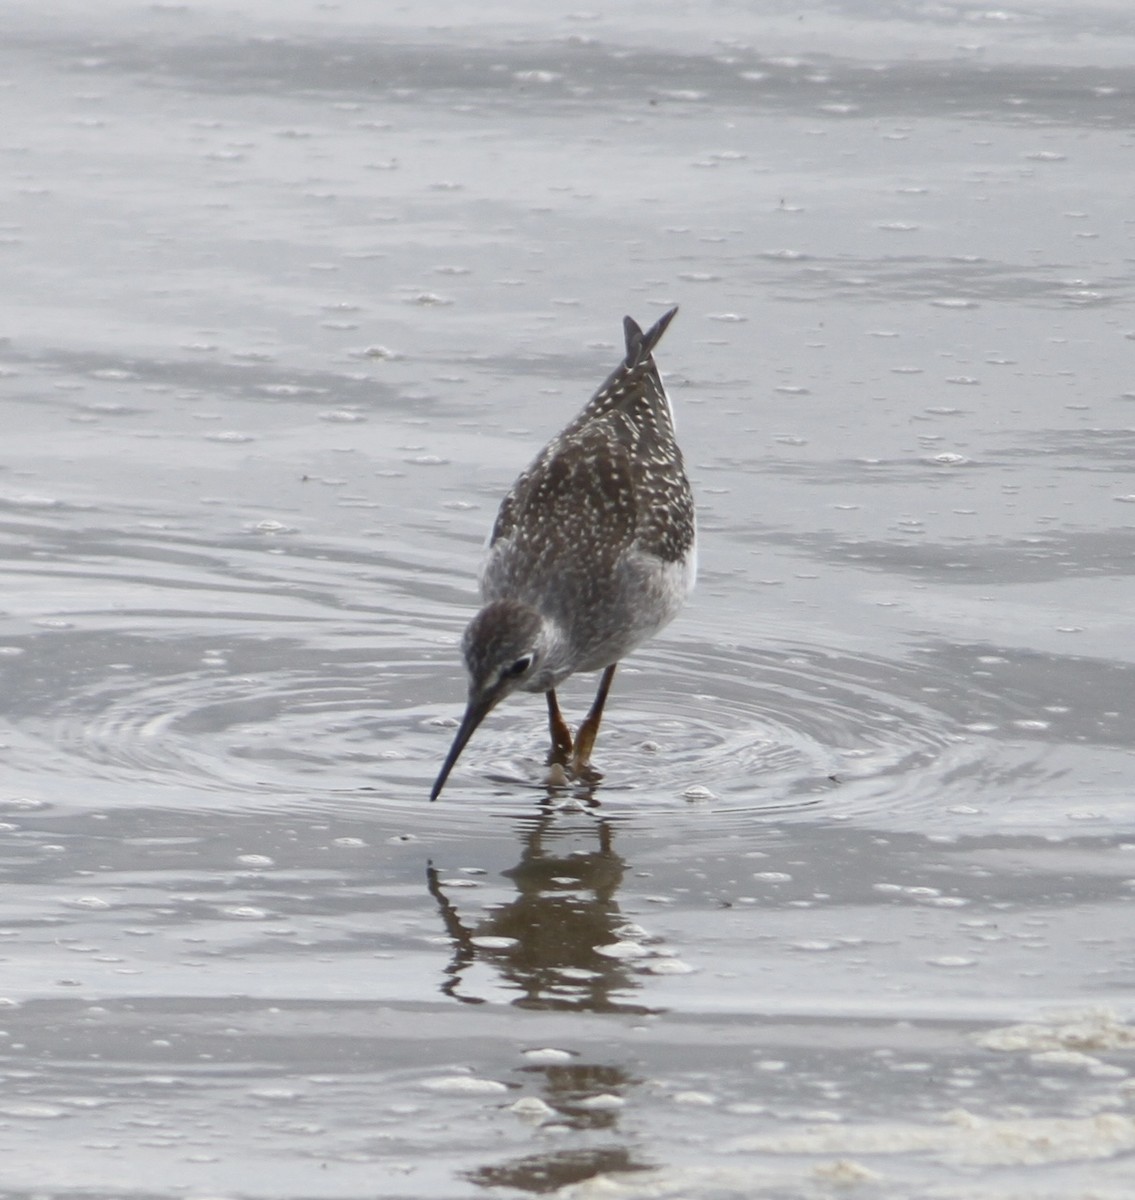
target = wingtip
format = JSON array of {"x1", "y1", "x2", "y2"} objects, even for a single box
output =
[{"x1": 623, "y1": 306, "x2": 678, "y2": 361}]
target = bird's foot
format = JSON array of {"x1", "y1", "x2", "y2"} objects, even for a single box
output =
[
  {"x1": 569, "y1": 756, "x2": 604, "y2": 785},
  {"x1": 542, "y1": 753, "x2": 599, "y2": 793}
]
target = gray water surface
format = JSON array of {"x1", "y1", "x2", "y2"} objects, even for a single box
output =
[{"x1": 1, "y1": 2, "x2": 1134, "y2": 1197}]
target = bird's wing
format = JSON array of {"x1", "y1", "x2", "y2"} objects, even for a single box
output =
[
  {"x1": 489, "y1": 306, "x2": 690, "y2": 570},
  {"x1": 486, "y1": 420, "x2": 638, "y2": 589}
]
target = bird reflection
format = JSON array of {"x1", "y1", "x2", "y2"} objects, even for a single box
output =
[
  {"x1": 427, "y1": 815, "x2": 659, "y2": 1014},
  {"x1": 466, "y1": 1144, "x2": 650, "y2": 1194}
]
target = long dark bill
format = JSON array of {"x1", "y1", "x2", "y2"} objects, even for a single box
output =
[{"x1": 429, "y1": 695, "x2": 493, "y2": 802}]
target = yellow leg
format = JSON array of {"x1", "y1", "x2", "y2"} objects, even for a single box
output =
[
  {"x1": 571, "y1": 664, "x2": 617, "y2": 778},
  {"x1": 546, "y1": 689, "x2": 573, "y2": 766}
]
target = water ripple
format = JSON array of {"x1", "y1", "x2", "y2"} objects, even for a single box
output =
[{"x1": 2, "y1": 620, "x2": 1021, "y2": 833}]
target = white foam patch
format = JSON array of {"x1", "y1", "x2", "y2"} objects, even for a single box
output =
[
  {"x1": 723, "y1": 1109, "x2": 1135, "y2": 1167},
  {"x1": 976, "y1": 1007, "x2": 1135, "y2": 1054}
]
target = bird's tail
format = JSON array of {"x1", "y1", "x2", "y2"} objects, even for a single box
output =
[{"x1": 624, "y1": 306, "x2": 678, "y2": 366}]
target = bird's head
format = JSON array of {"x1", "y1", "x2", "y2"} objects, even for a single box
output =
[{"x1": 430, "y1": 599, "x2": 558, "y2": 801}]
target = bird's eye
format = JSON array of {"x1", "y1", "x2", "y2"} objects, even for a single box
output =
[{"x1": 503, "y1": 655, "x2": 533, "y2": 679}]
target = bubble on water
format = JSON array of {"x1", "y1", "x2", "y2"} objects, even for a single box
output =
[
  {"x1": 470, "y1": 936, "x2": 519, "y2": 950},
  {"x1": 248, "y1": 1087, "x2": 303, "y2": 1102},
  {"x1": 644, "y1": 958, "x2": 696, "y2": 975},
  {"x1": 595, "y1": 941, "x2": 650, "y2": 960},
  {"x1": 420, "y1": 1075, "x2": 508, "y2": 1095},
  {"x1": 406, "y1": 292, "x2": 452, "y2": 306},
  {"x1": 0, "y1": 798, "x2": 48, "y2": 814},
  {"x1": 318, "y1": 409, "x2": 367, "y2": 423},
  {"x1": 425, "y1": 715, "x2": 459, "y2": 729},
  {"x1": 0, "y1": 1104, "x2": 66, "y2": 1119},
  {"x1": 510, "y1": 1096, "x2": 554, "y2": 1122},
  {"x1": 522, "y1": 1047, "x2": 574, "y2": 1064},
  {"x1": 60, "y1": 896, "x2": 112, "y2": 910},
  {"x1": 58, "y1": 1096, "x2": 109, "y2": 1110},
  {"x1": 815, "y1": 1161, "x2": 882, "y2": 1185}
]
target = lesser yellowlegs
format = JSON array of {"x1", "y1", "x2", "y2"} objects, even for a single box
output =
[{"x1": 430, "y1": 307, "x2": 695, "y2": 801}]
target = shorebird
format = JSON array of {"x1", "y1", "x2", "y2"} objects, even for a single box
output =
[{"x1": 430, "y1": 307, "x2": 695, "y2": 801}]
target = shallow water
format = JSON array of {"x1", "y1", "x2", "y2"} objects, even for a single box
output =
[{"x1": 1, "y1": 2, "x2": 1134, "y2": 1197}]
